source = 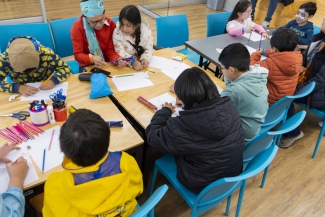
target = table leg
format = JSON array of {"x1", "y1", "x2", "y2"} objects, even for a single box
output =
[{"x1": 199, "y1": 56, "x2": 203, "y2": 67}]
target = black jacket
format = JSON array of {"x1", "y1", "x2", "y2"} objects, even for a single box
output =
[
  {"x1": 146, "y1": 97, "x2": 245, "y2": 194},
  {"x1": 296, "y1": 33, "x2": 325, "y2": 109}
]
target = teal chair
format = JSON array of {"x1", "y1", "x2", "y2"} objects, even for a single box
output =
[
  {"x1": 156, "y1": 14, "x2": 201, "y2": 65},
  {"x1": 149, "y1": 141, "x2": 279, "y2": 216},
  {"x1": 206, "y1": 12, "x2": 231, "y2": 37},
  {"x1": 130, "y1": 185, "x2": 168, "y2": 217},
  {"x1": 111, "y1": 16, "x2": 119, "y2": 22},
  {"x1": 313, "y1": 25, "x2": 320, "y2": 35},
  {"x1": 49, "y1": 17, "x2": 79, "y2": 74}
]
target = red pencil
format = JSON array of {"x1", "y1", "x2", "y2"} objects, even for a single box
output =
[
  {"x1": 0, "y1": 131, "x2": 16, "y2": 143},
  {"x1": 48, "y1": 129, "x2": 55, "y2": 151}
]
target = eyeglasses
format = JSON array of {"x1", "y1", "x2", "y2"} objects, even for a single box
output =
[
  {"x1": 87, "y1": 16, "x2": 106, "y2": 26},
  {"x1": 242, "y1": 9, "x2": 252, "y2": 15}
]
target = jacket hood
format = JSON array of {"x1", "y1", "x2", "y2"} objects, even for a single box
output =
[
  {"x1": 234, "y1": 64, "x2": 268, "y2": 97},
  {"x1": 269, "y1": 51, "x2": 302, "y2": 75}
]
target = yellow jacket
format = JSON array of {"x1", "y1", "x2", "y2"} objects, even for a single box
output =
[{"x1": 43, "y1": 152, "x2": 143, "y2": 217}]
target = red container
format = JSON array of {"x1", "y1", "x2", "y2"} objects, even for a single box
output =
[{"x1": 53, "y1": 107, "x2": 67, "y2": 122}]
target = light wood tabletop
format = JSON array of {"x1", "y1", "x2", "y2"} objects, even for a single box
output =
[
  {"x1": 0, "y1": 74, "x2": 144, "y2": 190},
  {"x1": 96, "y1": 48, "x2": 226, "y2": 129}
]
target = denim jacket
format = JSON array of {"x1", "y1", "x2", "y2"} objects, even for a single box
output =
[{"x1": 0, "y1": 187, "x2": 25, "y2": 217}]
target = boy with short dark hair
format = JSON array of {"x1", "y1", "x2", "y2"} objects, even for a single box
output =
[
  {"x1": 219, "y1": 43, "x2": 269, "y2": 142},
  {"x1": 251, "y1": 28, "x2": 302, "y2": 106},
  {"x1": 275, "y1": 2, "x2": 317, "y2": 46},
  {"x1": 42, "y1": 109, "x2": 143, "y2": 217}
]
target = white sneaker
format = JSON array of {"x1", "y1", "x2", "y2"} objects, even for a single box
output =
[
  {"x1": 318, "y1": 122, "x2": 323, "y2": 128},
  {"x1": 279, "y1": 131, "x2": 304, "y2": 148},
  {"x1": 262, "y1": 21, "x2": 270, "y2": 28}
]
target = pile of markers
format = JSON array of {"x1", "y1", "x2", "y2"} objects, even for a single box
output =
[
  {"x1": 49, "y1": 89, "x2": 66, "y2": 109},
  {"x1": 0, "y1": 121, "x2": 44, "y2": 143},
  {"x1": 29, "y1": 100, "x2": 48, "y2": 111}
]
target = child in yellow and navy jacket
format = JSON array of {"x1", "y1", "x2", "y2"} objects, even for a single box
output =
[{"x1": 0, "y1": 36, "x2": 71, "y2": 96}]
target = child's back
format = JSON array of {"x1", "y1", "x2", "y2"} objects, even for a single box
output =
[{"x1": 251, "y1": 29, "x2": 302, "y2": 106}]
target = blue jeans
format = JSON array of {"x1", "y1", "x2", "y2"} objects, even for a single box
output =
[
  {"x1": 251, "y1": 0, "x2": 278, "y2": 22},
  {"x1": 283, "y1": 103, "x2": 301, "y2": 138}
]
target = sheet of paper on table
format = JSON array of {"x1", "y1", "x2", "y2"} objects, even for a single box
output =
[
  {"x1": 148, "y1": 93, "x2": 184, "y2": 117},
  {"x1": 111, "y1": 72, "x2": 154, "y2": 91},
  {"x1": 243, "y1": 31, "x2": 268, "y2": 42},
  {"x1": 20, "y1": 126, "x2": 64, "y2": 172},
  {"x1": 216, "y1": 46, "x2": 267, "y2": 61},
  {"x1": 0, "y1": 147, "x2": 39, "y2": 193},
  {"x1": 20, "y1": 82, "x2": 68, "y2": 101}
]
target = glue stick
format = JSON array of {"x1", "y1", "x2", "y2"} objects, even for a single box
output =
[{"x1": 47, "y1": 106, "x2": 56, "y2": 124}]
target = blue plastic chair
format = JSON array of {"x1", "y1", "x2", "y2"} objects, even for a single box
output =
[
  {"x1": 156, "y1": 14, "x2": 201, "y2": 65},
  {"x1": 313, "y1": 25, "x2": 320, "y2": 35},
  {"x1": 206, "y1": 12, "x2": 231, "y2": 37},
  {"x1": 149, "y1": 145, "x2": 279, "y2": 217},
  {"x1": 130, "y1": 185, "x2": 168, "y2": 217},
  {"x1": 49, "y1": 17, "x2": 79, "y2": 74},
  {"x1": 111, "y1": 16, "x2": 119, "y2": 22},
  {"x1": 244, "y1": 111, "x2": 306, "y2": 188},
  {"x1": 0, "y1": 23, "x2": 55, "y2": 53}
]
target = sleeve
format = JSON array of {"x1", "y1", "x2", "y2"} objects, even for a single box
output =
[
  {"x1": 296, "y1": 63, "x2": 325, "y2": 93},
  {"x1": 298, "y1": 29, "x2": 313, "y2": 45},
  {"x1": 47, "y1": 49, "x2": 71, "y2": 84},
  {"x1": 250, "y1": 49, "x2": 272, "y2": 68},
  {"x1": 0, "y1": 187, "x2": 25, "y2": 217},
  {"x1": 226, "y1": 21, "x2": 244, "y2": 36},
  {"x1": 139, "y1": 25, "x2": 154, "y2": 63},
  {"x1": 253, "y1": 23, "x2": 266, "y2": 34},
  {"x1": 0, "y1": 53, "x2": 19, "y2": 93},
  {"x1": 145, "y1": 108, "x2": 189, "y2": 155},
  {"x1": 112, "y1": 27, "x2": 133, "y2": 59},
  {"x1": 123, "y1": 152, "x2": 143, "y2": 197},
  {"x1": 71, "y1": 21, "x2": 93, "y2": 66},
  {"x1": 104, "y1": 20, "x2": 120, "y2": 62},
  {"x1": 220, "y1": 87, "x2": 239, "y2": 110}
]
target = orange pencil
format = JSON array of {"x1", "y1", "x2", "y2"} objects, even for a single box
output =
[
  {"x1": 48, "y1": 129, "x2": 55, "y2": 151},
  {"x1": 41, "y1": 73, "x2": 54, "y2": 87}
]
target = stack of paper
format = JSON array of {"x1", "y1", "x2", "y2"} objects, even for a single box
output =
[
  {"x1": 148, "y1": 93, "x2": 184, "y2": 117},
  {"x1": 21, "y1": 82, "x2": 69, "y2": 101}
]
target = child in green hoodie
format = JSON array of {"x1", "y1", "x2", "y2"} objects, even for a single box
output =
[{"x1": 219, "y1": 43, "x2": 269, "y2": 142}]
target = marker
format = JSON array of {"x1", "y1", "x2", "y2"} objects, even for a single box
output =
[
  {"x1": 258, "y1": 34, "x2": 262, "y2": 50},
  {"x1": 115, "y1": 74, "x2": 134, "y2": 78},
  {"x1": 106, "y1": 120, "x2": 123, "y2": 127},
  {"x1": 42, "y1": 149, "x2": 46, "y2": 173}
]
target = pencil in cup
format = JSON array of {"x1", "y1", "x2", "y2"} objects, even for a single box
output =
[{"x1": 41, "y1": 73, "x2": 54, "y2": 87}]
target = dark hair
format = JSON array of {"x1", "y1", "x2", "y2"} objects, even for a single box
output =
[
  {"x1": 119, "y1": 5, "x2": 145, "y2": 56},
  {"x1": 227, "y1": 0, "x2": 251, "y2": 23},
  {"x1": 60, "y1": 109, "x2": 110, "y2": 167},
  {"x1": 299, "y1": 2, "x2": 317, "y2": 16},
  {"x1": 174, "y1": 67, "x2": 220, "y2": 110},
  {"x1": 218, "y1": 43, "x2": 250, "y2": 71},
  {"x1": 271, "y1": 28, "x2": 298, "y2": 52}
]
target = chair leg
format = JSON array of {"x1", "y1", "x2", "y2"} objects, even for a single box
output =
[
  {"x1": 260, "y1": 165, "x2": 270, "y2": 188},
  {"x1": 225, "y1": 194, "x2": 232, "y2": 216},
  {"x1": 235, "y1": 180, "x2": 246, "y2": 217},
  {"x1": 148, "y1": 166, "x2": 159, "y2": 217},
  {"x1": 312, "y1": 120, "x2": 325, "y2": 158}
]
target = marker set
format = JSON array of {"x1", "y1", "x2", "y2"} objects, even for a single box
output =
[{"x1": 0, "y1": 121, "x2": 44, "y2": 143}]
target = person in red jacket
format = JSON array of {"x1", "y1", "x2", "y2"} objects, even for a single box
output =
[{"x1": 71, "y1": 0, "x2": 128, "y2": 72}]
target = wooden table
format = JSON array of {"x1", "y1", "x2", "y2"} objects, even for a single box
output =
[{"x1": 0, "y1": 74, "x2": 144, "y2": 196}]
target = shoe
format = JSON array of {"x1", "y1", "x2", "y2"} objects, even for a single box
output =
[
  {"x1": 318, "y1": 122, "x2": 323, "y2": 128},
  {"x1": 262, "y1": 21, "x2": 270, "y2": 28},
  {"x1": 279, "y1": 131, "x2": 304, "y2": 148}
]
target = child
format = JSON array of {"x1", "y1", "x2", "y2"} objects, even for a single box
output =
[
  {"x1": 251, "y1": 28, "x2": 302, "y2": 106},
  {"x1": 42, "y1": 109, "x2": 143, "y2": 217},
  {"x1": 113, "y1": 5, "x2": 153, "y2": 71},
  {"x1": 226, "y1": 0, "x2": 269, "y2": 38},
  {"x1": 275, "y1": 2, "x2": 317, "y2": 48},
  {"x1": 219, "y1": 43, "x2": 269, "y2": 142},
  {"x1": 146, "y1": 67, "x2": 244, "y2": 194},
  {"x1": 0, "y1": 36, "x2": 71, "y2": 96}
]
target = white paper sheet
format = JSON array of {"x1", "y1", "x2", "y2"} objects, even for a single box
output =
[
  {"x1": 245, "y1": 45, "x2": 267, "y2": 61},
  {"x1": 0, "y1": 148, "x2": 39, "y2": 193},
  {"x1": 148, "y1": 93, "x2": 184, "y2": 117},
  {"x1": 160, "y1": 62, "x2": 191, "y2": 81},
  {"x1": 20, "y1": 82, "x2": 68, "y2": 101},
  {"x1": 20, "y1": 126, "x2": 64, "y2": 172},
  {"x1": 148, "y1": 56, "x2": 187, "y2": 70},
  {"x1": 216, "y1": 48, "x2": 223, "y2": 53},
  {"x1": 243, "y1": 31, "x2": 268, "y2": 42},
  {"x1": 112, "y1": 72, "x2": 154, "y2": 91}
]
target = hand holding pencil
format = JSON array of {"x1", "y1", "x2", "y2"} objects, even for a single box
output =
[{"x1": 40, "y1": 73, "x2": 55, "y2": 90}]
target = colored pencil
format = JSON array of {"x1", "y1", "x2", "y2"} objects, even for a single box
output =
[
  {"x1": 0, "y1": 130, "x2": 19, "y2": 143},
  {"x1": 16, "y1": 124, "x2": 35, "y2": 139},
  {"x1": 0, "y1": 131, "x2": 16, "y2": 143},
  {"x1": 6, "y1": 127, "x2": 23, "y2": 142},
  {"x1": 258, "y1": 34, "x2": 262, "y2": 50},
  {"x1": 116, "y1": 74, "x2": 134, "y2": 78},
  {"x1": 48, "y1": 129, "x2": 55, "y2": 151},
  {"x1": 42, "y1": 149, "x2": 46, "y2": 173},
  {"x1": 10, "y1": 127, "x2": 27, "y2": 142},
  {"x1": 41, "y1": 73, "x2": 54, "y2": 87}
]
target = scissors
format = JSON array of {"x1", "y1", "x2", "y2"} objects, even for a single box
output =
[{"x1": 0, "y1": 111, "x2": 30, "y2": 120}]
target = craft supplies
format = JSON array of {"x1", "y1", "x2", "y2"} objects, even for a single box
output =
[
  {"x1": 42, "y1": 149, "x2": 46, "y2": 173},
  {"x1": 0, "y1": 121, "x2": 43, "y2": 143},
  {"x1": 68, "y1": 105, "x2": 77, "y2": 114},
  {"x1": 29, "y1": 100, "x2": 49, "y2": 126},
  {"x1": 46, "y1": 106, "x2": 56, "y2": 124},
  {"x1": 106, "y1": 120, "x2": 123, "y2": 128},
  {"x1": 48, "y1": 129, "x2": 55, "y2": 151},
  {"x1": 114, "y1": 56, "x2": 136, "y2": 67},
  {"x1": 137, "y1": 96, "x2": 157, "y2": 111},
  {"x1": 49, "y1": 88, "x2": 67, "y2": 122},
  {"x1": 41, "y1": 73, "x2": 54, "y2": 87},
  {"x1": 0, "y1": 111, "x2": 30, "y2": 121},
  {"x1": 172, "y1": 53, "x2": 188, "y2": 61}
]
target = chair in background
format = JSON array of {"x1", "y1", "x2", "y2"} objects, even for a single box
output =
[
  {"x1": 130, "y1": 185, "x2": 168, "y2": 217},
  {"x1": 0, "y1": 23, "x2": 55, "y2": 53},
  {"x1": 244, "y1": 111, "x2": 306, "y2": 188},
  {"x1": 49, "y1": 17, "x2": 79, "y2": 74},
  {"x1": 111, "y1": 16, "x2": 119, "y2": 22},
  {"x1": 206, "y1": 12, "x2": 231, "y2": 37},
  {"x1": 313, "y1": 25, "x2": 320, "y2": 35},
  {"x1": 149, "y1": 145, "x2": 279, "y2": 217},
  {"x1": 156, "y1": 14, "x2": 201, "y2": 65}
]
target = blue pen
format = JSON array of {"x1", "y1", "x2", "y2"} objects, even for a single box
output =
[
  {"x1": 258, "y1": 34, "x2": 262, "y2": 50},
  {"x1": 42, "y1": 149, "x2": 46, "y2": 173},
  {"x1": 106, "y1": 120, "x2": 123, "y2": 128}
]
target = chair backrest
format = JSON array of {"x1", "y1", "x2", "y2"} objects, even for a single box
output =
[
  {"x1": 0, "y1": 23, "x2": 55, "y2": 52},
  {"x1": 156, "y1": 14, "x2": 189, "y2": 48},
  {"x1": 111, "y1": 16, "x2": 119, "y2": 22},
  {"x1": 244, "y1": 110, "x2": 306, "y2": 162},
  {"x1": 206, "y1": 12, "x2": 231, "y2": 37},
  {"x1": 129, "y1": 185, "x2": 168, "y2": 217},
  {"x1": 49, "y1": 16, "x2": 79, "y2": 57},
  {"x1": 288, "y1": 81, "x2": 315, "y2": 99},
  {"x1": 313, "y1": 25, "x2": 321, "y2": 35}
]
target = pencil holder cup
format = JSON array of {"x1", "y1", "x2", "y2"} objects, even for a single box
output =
[
  {"x1": 53, "y1": 106, "x2": 67, "y2": 122},
  {"x1": 29, "y1": 109, "x2": 49, "y2": 126}
]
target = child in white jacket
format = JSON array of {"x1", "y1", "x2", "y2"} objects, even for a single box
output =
[{"x1": 113, "y1": 5, "x2": 153, "y2": 71}]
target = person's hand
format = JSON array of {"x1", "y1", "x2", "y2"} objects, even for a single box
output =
[
  {"x1": 176, "y1": 97, "x2": 183, "y2": 107},
  {"x1": 162, "y1": 102, "x2": 175, "y2": 113},
  {"x1": 92, "y1": 56, "x2": 107, "y2": 66},
  {"x1": 133, "y1": 61, "x2": 143, "y2": 71},
  {"x1": 169, "y1": 83, "x2": 175, "y2": 93},
  {"x1": 18, "y1": 85, "x2": 38, "y2": 97},
  {"x1": 262, "y1": 32, "x2": 269, "y2": 39},
  {"x1": 256, "y1": 48, "x2": 264, "y2": 54},
  {"x1": 39, "y1": 80, "x2": 55, "y2": 90},
  {"x1": 141, "y1": 59, "x2": 149, "y2": 69},
  {"x1": 7, "y1": 157, "x2": 29, "y2": 189},
  {"x1": 297, "y1": 45, "x2": 308, "y2": 50},
  {"x1": 116, "y1": 59, "x2": 129, "y2": 67},
  {"x1": 300, "y1": 66, "x2": 306, "y2": 75},
  {"x1": 0, "y1": 143, "x2": 20, "y2": 163},
  {"x1": 244, "y1": 27, "x2": 253, "y2": 33}
]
